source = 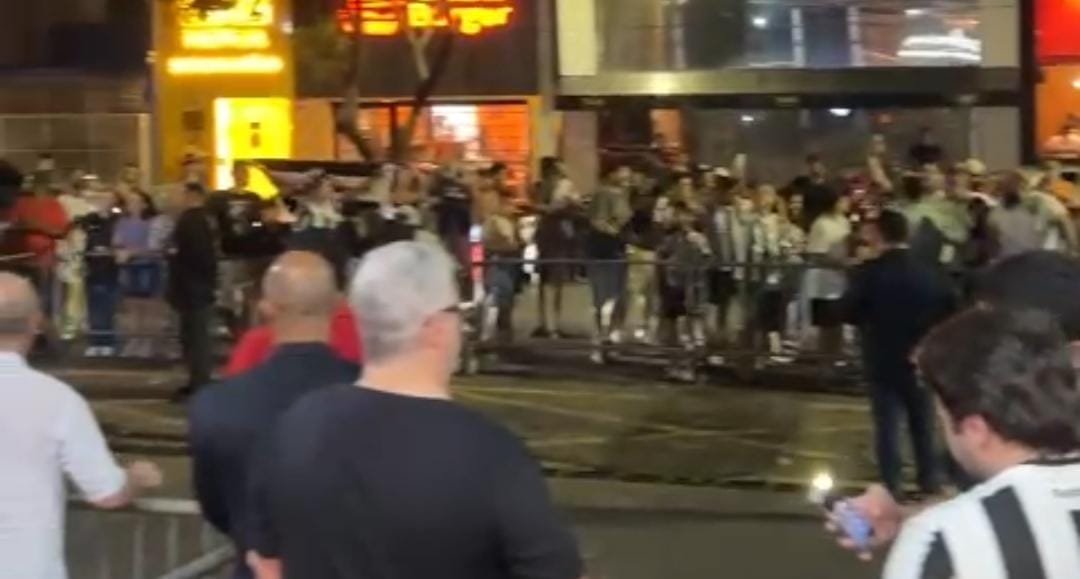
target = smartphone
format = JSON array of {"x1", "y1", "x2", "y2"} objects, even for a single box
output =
[{"x1": 809, "y1": 472, "x2": 873, "y2": 550}]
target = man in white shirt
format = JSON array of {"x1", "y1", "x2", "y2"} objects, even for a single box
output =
[
  {"x1": 0, "y1": 272, "x2": 162, "y2": 579},
  {"x1": 829, "y1": 306, "x2": 1080, "y2": 578}
]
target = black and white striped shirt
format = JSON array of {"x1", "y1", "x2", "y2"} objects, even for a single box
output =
[{"x1": 884, "y1": 459, "x2": 1080, "y2": 579}]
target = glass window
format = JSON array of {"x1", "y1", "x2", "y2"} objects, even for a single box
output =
[{"x1": 593, "y1": 0, "x2": 987, "y2": 71}]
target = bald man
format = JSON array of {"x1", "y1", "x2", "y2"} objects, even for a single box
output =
[
  {"x1": 0, "y1": 273, "x2": 161, "y2": 579},
  {"x1": 187, "y1": 252, "x2": 360, "y2": 579}
]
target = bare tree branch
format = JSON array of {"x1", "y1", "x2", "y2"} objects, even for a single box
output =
[
  {"x1": 394, "y1": 0, "x2": 455, "y2": 161},
  {"x1": 334, "y1": 3, "x2": 377, "y2": 161}
]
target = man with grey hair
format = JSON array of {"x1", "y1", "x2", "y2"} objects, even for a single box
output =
[
  {"x1": 0, "y1": 272, "x2": 162, "y2": 579},
  {"x1": 247, "y1": 241, "x2": 584, "y2": 579}
]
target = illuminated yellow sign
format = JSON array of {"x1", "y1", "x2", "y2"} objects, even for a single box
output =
[
  {"x1": 338, "y1": 0, "x2": 515, "y2": 37},
  {"x1": 181, "y1": 28, "x2": 271, "y2": 50},
  {"x1": 167, "y1": 54, "x2": 285, "y2": 75},
  {"x1": 169, "y1": 0, "x2": 283, "y2": 76},
  {"x1": 179, "y1": 0, "x2": 274, "y2": 28}
]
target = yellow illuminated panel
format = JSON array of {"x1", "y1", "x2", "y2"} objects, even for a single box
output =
[
  {"x1": 338, "y1": 0, "x2": 514, "y2": 36},
  {"x1": 167, "y1": 54, "x2": 285, "y2": 75},
  {"x1": 179, "y1": 0, "x2": 274, "y2": 28},
  {"x1": 214, "y1": 98, "x2": 291, "y2": 197},
  {"x1": 181, "y1": 28, "x2": 271, "y2": 50}
]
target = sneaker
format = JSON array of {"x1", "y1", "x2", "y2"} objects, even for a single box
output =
[
  {"x1": 589, "y1": 349, "x2": 605, "y2": 365},
  {"x1": 609, "y1": 329, "x2": 624, "y2": 344},
  {"x1": 84, "y1": 346, "x2": 100, "y2": 358},
  {"x1": 100, "y1": 346, "x2": 117, "y2": 357}
]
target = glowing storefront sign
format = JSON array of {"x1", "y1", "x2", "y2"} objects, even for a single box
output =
[
  {"x1": 181, "y1": 28, "x2": 271, "y2": 49},
  {"x1": 179, "y1": 0, "x2": 274, "y2": 28},
  {"x1": 167, "y1": 54, "x2": 285, "y2": 75},
  {"x1": 169, "y1": 0, "x2": 283, "y2": 76},
  {"x1": 337, "y1": 0, "x2": 515, "y2": 37}
]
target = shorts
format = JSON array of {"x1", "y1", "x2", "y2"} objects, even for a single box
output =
[
  {"x1": 708, "y1": 270, "x2": 737, "y2": 305},
  {"x1": 122, "y1": 263, "x2": 162, "y2": 298},
  {"x1": 811, "y1": 298, "x2": 844, "y2": 329},
  {"x1": 660, "y1": 284, "x2": 688, "y2": 319},
  {"x1": 756, "y1": 288, "x2": 785, "y2": 333}
]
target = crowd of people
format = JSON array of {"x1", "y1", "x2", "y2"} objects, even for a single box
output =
[
  {"x1": 1, "y1": 240, "x2": 1078, "y2": 579},
  {"x1": 3, "y1": 128, "x2": 1079, "y2": 375}
]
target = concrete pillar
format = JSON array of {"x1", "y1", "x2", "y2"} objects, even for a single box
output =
[
  {"x1": 971, "y1": 107, "x2": 1020, "y2": 170},
  {"x1": 556, "y1": 0, "x2": 598, "y2": 76},
  {"x1": 534, "y1": 0, "x2": 559, "y2": 164},
  {"x1": 978, "y1": 0, "x2": 1019, "y2": 68},
  {"x1": 562, "y1": 111, "x2": 599, "y2": 195}
]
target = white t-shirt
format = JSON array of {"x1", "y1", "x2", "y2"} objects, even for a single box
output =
[
  {"x1": 0, "y1": 353, "x2": 126, "y2": 579},
  {"x1": 884, "y1": 460, "x2": 1080, "y2": 579},
  {"x1": 805, "y1": 214, "x2": 851, "y2": 299},
  {"x1": 56, "y1": 195, "x2": 95, "y2": 283}
]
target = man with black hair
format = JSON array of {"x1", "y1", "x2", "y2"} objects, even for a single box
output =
[
  {"x1": 973, "y1": 250, "x2": 1080, "y2": 341},
  {"x1": 843, "y1": 210, "x2": 957, "y2": 496},
  {"x1": 874, "y1": 307, "x2": 1080, "y2": 578},
  {"x1": 168, "y1": 183, "x2": 218, "y2": 400}
]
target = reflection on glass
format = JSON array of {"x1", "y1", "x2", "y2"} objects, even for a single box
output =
[{"x1": 595, "y1": 0, "x2": 986, "y2": 71}]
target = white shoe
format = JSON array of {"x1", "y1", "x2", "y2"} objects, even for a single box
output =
[
  {"x1": 84, "y1": 346, "x2": 100, "y2": 358},
  {"x1": 609, "y1": 329, "x2": 624, "y2": 344},
  {"x1": 589, "y1": 350, "x2": 605, "y2": 364},
  {"x1": 100, "y1": 346, "x2": 117, "y2": 357}
]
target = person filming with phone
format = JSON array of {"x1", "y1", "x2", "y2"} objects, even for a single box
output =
[{"x1": 826, "y1": 305, "x2": 1080, "y2": 578}]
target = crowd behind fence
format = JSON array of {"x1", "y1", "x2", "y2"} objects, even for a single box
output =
[{"x1": 1, "y1": 246, "x2": 975, "y2": 380}]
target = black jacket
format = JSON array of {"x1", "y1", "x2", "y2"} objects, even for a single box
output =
[
  {"x1": 843, "y1": 248, "x2": 958, "y2": 376},
  {"x1": 188, "y1": 343, "x2": 359, "y2": 579},
  {"x1": 167, "y1": 206, "x2": 218, "y2": 309}
]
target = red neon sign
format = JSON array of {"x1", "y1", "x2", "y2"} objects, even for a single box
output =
[
  {"x1": 337, "y1": 0, "x2": 515, "y2": 37},
  {"x1": 1038, "y1": 0, "x2": 1080, "y2": 61}
]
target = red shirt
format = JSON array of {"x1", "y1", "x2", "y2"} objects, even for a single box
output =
[
  {"x1": 223, "y1": 302, "x2": 363, "y2": 376},
  {"x1": 3, "y1": 194, "x2": 67, "y2": 265}
]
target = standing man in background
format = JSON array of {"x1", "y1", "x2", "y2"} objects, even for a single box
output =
[
  {"x1": 586, "y1": 162, "x2": 633, "y2": 360},
  {"x1": 168, "y1": 183, "x2": 218, "y2": 400},
  {"x1": 844, "y1": 210, "x2": 956, "y2": 497}
]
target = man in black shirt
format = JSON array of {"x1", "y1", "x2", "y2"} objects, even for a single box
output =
[
  {"x1": 168, "y1": 183, "x2": 218, "y2": 399},
  {"x1": 843, "y1": 210, "x2": 957, "y2": 495},
  {"x1": 189, "y1": 251, "x2": 357, "y2": 579},
  {"x1": 247, "y1": 241, "x2": 583, "y2": 579}
]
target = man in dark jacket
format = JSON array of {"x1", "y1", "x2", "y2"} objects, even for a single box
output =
[
  {"x1": 168, "y1": 183, "x2": 218, "y2": 399},
  {"x1": 844, "y1": 209, "x2": 957, "y2": 496},
  {"x1": 189, "y1": 251, "x2": 357, "y2": 579}
]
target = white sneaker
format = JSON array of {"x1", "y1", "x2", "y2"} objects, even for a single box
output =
[
  {"x1": 100, "y1": 346, "x2": 117, "y2": 357},
  {"x1": 589, "y1": 350, "x2": 605, "y2": 365},
  {"x1": 84, "y1": 346, "x2": 100, "y2": 358},
  {"x1": 609, "y1": 329, "x2": 624, "y2": 344}
]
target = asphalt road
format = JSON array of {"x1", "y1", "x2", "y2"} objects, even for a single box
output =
[{"x1": 60, "y1": 363, "x2": 909, "y2": 579}]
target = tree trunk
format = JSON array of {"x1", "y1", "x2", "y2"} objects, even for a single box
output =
[
  {"x1": 335, "y1": 7, "x2": 377, "y2": 161},
  {"x1": 392, "y1": 29, "x2": 456, "y2": 162}
]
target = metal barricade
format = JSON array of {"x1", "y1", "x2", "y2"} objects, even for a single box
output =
[
  {"x1": 465, "y1": 255, "x2": 863, "y2": 384},
  {"x1": 67, "y1": 498, "x2": 234, "y2": 579}
]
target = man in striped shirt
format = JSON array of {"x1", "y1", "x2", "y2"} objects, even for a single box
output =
[{"x1": 836, "y1": 306, "x2": 1080, "y2": 578}]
